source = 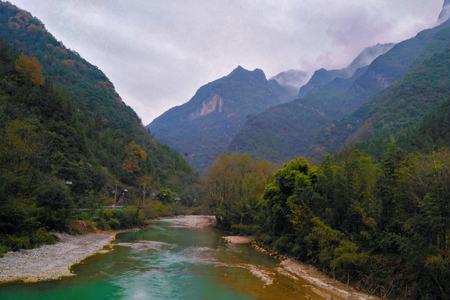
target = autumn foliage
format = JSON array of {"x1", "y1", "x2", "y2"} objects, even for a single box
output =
[
  {"x1": 122, "y1": 141, "x2": 148, "y2": 174},
  {"x1": 15, "y1": 54, "x2": 43, "y2": 86}
]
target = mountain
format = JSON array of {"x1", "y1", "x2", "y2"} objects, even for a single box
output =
[
  {"x1": 229, "y1": 43, "x2": 394, "y2": 162},
  {"x1": 0, "y1": 1, "x2": 196, "y2": 249},
  {"x1": 148, "y1": 66, "x2": 293, "y2": 171},
  {"x1": 298, "y1": 43, "x2": 394, "y2": 98},
  {"x1": 0, "y1": 2, "x2": 195, "y2": 191},
  {"x1": 271, "y1": 69, "x2": 308, "y2": 96},
  {"x1": 310, "y1": 23, "x2": 450, "y2": 156}
]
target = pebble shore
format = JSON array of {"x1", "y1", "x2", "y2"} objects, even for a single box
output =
[{"x1": 0, "y1": 232, "x2": 116, "y2": 284}]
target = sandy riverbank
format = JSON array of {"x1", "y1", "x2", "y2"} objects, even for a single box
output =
[
  {"x1": 169, "y1": 216, "x2": 379, "y2": 299},
  {"x1": 162, "y1": 215, "x2": 216, "y2": 229},
  {"x1": 0, "y1": 232, "x2": 116, "y2": 284},
  {"x1": 222, "y1": 236, "x2": 254, "y2": 244},
  {"x1": 279, "y1": 259, "x2": 379, "y2": 300}
]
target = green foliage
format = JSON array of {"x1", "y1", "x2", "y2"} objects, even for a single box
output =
[
  {"x1": 209, "y1": 147, "x2": 450, "y2": 299},
  {"x1": 203, "y1": 153, "x2": 277, "y2": 233},
  {"x1": 156, "y1": 188, "x2": 176, "y2": 204},
  {"x1": 91, "y1": 208, "x2": 142, "y2": 230}
]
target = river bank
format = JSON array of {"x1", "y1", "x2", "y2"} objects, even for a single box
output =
[
  {"x1": 0, "y1": 215, "x2": 380, "y2": 299},
  {"x1": 0, "y1": 232, "x2": 116, "y2": 284},
  {"x1": 219, "y1": 235, "x2": 380, "y2": 299},
  {"x1": 0, "y1": 215, "x2": 214, "y2": 285}
]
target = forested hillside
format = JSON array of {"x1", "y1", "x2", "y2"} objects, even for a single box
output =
[
  {"x1": 0, "y1": 2, "x2": 196, "y2": 253},
  {"x1": 0, "y1": 2, "x2": 195, "y2": 191}
]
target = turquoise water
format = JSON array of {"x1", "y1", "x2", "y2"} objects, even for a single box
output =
[{"x1": 0, "y1": 219, "x2": 329, "y2": 300}]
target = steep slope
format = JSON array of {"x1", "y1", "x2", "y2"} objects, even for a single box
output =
[
  {"x1": 298, "y1": 43, "x2": 394, "y2": 98},
  {"x1": 148, "y1": 66, "x2": 293, "y2": 171},
  {"x1": 229, "y1": 44, "x2": 394, "y2": 163},
  {"x1": 314, "y1": 47, "x2": 450, "y2": 159},
  {"x1": 0, "y1": 2, "x2": 195, "y2": 194}
]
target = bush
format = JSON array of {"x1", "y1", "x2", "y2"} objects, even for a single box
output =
[
  {"x1": 31, "y1": 227, "x2": 55, "y2": 245},
  {"x1": 0, "y1": 244, "x2": 8, "y2": 257},
  {"x1": 108, "y1": 218, "x2": 121, "y2": 230}
]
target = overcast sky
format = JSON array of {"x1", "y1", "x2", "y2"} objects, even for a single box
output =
[{"x1": 11, "y1": 0, "x2": 443, "y2": 124}]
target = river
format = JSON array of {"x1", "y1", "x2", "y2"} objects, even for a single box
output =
[{"x1": 0, "y1": 216, "x2": 346, "y2": 300}]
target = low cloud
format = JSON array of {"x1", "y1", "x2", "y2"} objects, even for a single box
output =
[{"x1": 11, "y1": 0, "x2": 443, "y2": 123}]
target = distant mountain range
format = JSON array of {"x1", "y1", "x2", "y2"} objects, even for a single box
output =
[
  {"x1": 230, "y1": 3, "x2": 450, "y2": 163},
  {"x1": 149, "y1": 0, "x2": 450, "y2": 171},
  {"x1": 147, "y1": 66, "x2": 295, "y2": 171}
]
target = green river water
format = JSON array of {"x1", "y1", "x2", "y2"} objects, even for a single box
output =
[{"x1": 0, "y1": 218, "x2": 335, "y2": 300}]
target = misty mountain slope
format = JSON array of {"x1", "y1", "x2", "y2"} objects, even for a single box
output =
[
  {"x1": 0, "y1": 2, "x2": 195, "y2": 193},
  {"x1": 228, "y1": 44, "x2": 394, "y2": 163},
  {"x1": 228, "y1": 66, "x2": 367, "y2": 162},
  {"x1": 271, "y1": 69, "x2": 308, "y2": 97},
  {"x1": 298, "y1": 43, "x2": 394, "y2": 98},
  {"x1": 147, "y1": 66, "x2": 294, "y2": 171},
  {"x1": 312, "y1": 45, "x2": 450, "y2": 159},
  {"x1": 230, "y1": 14, "x2": 450, "y2": 164}
]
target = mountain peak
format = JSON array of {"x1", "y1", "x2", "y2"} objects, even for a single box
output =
[
  {"x1": 229, "y1": 66, "x2": 266, "y2": 80},
  {"x1": 439, "y1": 0, "x2": 450, "y2": 23}
]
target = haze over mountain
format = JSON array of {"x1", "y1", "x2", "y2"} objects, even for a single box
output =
[
  {"x1": 8, "y1": 0, "x2": 443, "y2": 124},
  {"x1": 229, "y1": 42, "x2": 395, "y2": 162},
  {"x1": 438, "y1": 0, "x2": 450, "y2": 23},
  {"x1": 148, "y1": 66, "x2": 294, "y2": 171},
  {"x1": 298, "y1": 43, "x2": 395, "y2": 98},
  {"x1": 311, "y1": 17, "x2": 450, "y2": 158},
  {"x1": 231, "y1": 2, "x2": 450, "y2": 164},
  {"x1": 271, "y1": 70, "x2": 309, "y2": 97}
]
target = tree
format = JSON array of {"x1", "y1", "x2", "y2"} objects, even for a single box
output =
[
  {"x1": 157, "y1": 188, "x2": 176, "y2": 204},
  {"x1": 15, "y1": 54, "x2": 44, "y2": 86},
  {"x1": 204, "y1": 153, "x2": 276, "y2": 232},
  {"x1": 122, "y1": 141, "x2": 148, "y2": 182},
  {"x1": 397, "y1": 150, "x2": 450, "y2": 250}
]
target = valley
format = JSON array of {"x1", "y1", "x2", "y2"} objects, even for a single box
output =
[{"x1": 0, "y1": 1, "x2": 449, "y2": 299}]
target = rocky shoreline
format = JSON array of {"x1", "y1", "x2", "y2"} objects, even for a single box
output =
[
  {"x1": 0, "y1": 232, "x2": 116, "y2": 284},
  {"x1": 250, "y1": 241, "x2": 380, "y2": 300}
]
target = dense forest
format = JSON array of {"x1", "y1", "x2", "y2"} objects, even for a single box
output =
[{"x1": 205, "y1": 147, "x2": 450, "y2": 299}]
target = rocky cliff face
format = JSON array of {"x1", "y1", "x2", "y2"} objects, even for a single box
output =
[{"x1": 148, "y1": 66, "x2": 293, "y2": 172}]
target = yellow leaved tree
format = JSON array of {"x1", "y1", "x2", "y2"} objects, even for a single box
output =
[{"x1": 15, "y1": 54, "x2": 44, "y2": 86}]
